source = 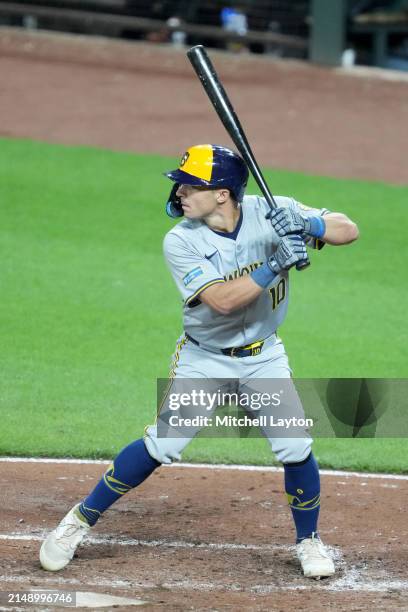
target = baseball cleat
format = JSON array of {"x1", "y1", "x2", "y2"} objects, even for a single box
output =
[
  {"x1": 296, "y1": 533, "x2": 335, "y2": 579},
  {"x1": 39, "y1": 504, "x2": 91, "y2": 571}
]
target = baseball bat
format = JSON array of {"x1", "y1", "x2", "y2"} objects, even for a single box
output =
[{"x1": 186, "y1": 44, "x2": 309, "y2": 271}]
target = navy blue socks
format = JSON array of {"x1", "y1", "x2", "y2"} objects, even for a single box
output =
[
  {"x1": 284, "y1": 452, "x2": 320, "y2": 542},
  {"x1": 78, "y1": 439, "x2": 160, "y2": 526},
  {"x1": 76, "y1": 439, "x2": 320, "y2": 540}
]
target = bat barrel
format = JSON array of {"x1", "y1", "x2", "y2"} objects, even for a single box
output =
[{"x1": 187, "y1": 44, "x2": 310, "y2": 271}]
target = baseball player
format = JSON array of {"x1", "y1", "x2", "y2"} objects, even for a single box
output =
[{"x1": 40, "y1": 145, "x2": 358, "y2": 579}]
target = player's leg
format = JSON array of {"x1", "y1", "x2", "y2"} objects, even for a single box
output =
[
  {"x1": 40, "y1": 337, "x2": 230, "y2": 571},
  {"x1": 241, "y1": 338, "x2": 334, "y2": 578},
  {"x1": 242, "y1": 382, "x2": 324, "y2": 552},
  {"x1": 145, "y1": 337, "x2": 237, "y2": 464},
  {"x1": 39, "y1": 438, "x2": 159, "y2": 571},
  {"x1": 282, "y1": 446, "x2": 334, "y2": 577},
  {"x1": 40, "y1": 336, "x2": 192, "y2": 571}
]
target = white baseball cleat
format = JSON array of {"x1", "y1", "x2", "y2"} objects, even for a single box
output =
[
  {"x1": 296, "y1": 533, "x2": 335, "y2": 579},
  {"x1": 40, "y1": 504, "x2": 91, "y2": 571}
]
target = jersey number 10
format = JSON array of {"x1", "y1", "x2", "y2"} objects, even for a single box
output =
[{"x1": 269, "y1": 278, "x2": 286, "y2": 311}]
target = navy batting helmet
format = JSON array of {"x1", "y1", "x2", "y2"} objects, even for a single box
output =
[{"x1": 164, "y1": 144, "x2": 249, "y2": 218}]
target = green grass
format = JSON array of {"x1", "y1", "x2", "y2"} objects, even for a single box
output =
[{"x1": 1, "y1": 137, "x2": 407, "y2": 471}]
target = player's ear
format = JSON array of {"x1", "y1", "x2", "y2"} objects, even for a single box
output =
[{"x1": 216, "y1": 188, "x2": 230, "y2": 204}]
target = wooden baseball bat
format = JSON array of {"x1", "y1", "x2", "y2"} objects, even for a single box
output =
[{"x1": 186, "y1": 44, "x2": 309, "y2": 271}]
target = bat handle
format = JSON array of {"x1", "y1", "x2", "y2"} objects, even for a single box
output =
[{"x1": 296, "y1": 258, "x2": 310, "y2": 271}]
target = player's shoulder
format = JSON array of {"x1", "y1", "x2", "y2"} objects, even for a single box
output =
[
  {"x1": 241, "y1": 194, "x2": 297, "y2": 215},
  {"x1": 243, "y1": 194, "x2": 329, "y2": 216},
  {"x1": 163, "y1": 218, "x2": 204, "y2": 253},
  {"x1": 164, "y1": 217, "x2": 203, "y2": 240}
]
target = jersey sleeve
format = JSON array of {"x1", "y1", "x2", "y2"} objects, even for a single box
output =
[{"x1": 163, "y1": 231, "x2": 224, "y2": 306}]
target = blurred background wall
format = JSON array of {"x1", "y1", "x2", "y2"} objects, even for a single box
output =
[{"x1": 1, "y1": 0, "x2": 408, "y2": 70}]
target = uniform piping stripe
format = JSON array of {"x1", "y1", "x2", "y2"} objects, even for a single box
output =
[
  {"x1": 146, "y1": 336, "x2": 188, "y2": 432},
  {"x1": 152, "y1": 337, "x2": 188, "y2": 424},
  {"x1": 289, "y1": 499, "x2": 321, "y2": 511},
  {"x1": 168, "y1": 335, "x2": 188, "y2": 380},
  {"x1": 185, "y1": 278, "x2": 224, "y2": 306},
  {"x1": 103, "y1": 471, "x2": 132, "y2": 495},
  {"x1": 81, "y1": 504, "x2": 101, "y2": 518}
]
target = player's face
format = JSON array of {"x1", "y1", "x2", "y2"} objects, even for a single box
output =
[{"x1": 176, "y1": 184, "x2": 220, "y2": 219}]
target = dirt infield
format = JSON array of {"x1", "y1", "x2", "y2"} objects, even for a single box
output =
[
  {"x1": 1, "y1": 460, "x2": 408, "y2": 610},
  {"x1": 1, "y1": 28, "x2": 408, "y2": 610}
]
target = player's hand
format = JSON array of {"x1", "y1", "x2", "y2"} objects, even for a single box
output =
[
  {"x1": 267, "y1": 205, "x2": 310, "y2": 237},
  {"x1": 268, "y1": 235, "x2": 309, "y2": 273}
]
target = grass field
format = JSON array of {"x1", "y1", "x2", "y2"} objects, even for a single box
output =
[{"x1": 1, "y1": 137, "x2": 407, "y2": 471}]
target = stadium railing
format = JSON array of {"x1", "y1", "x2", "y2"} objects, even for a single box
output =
[
  {"x1": 350, "y1": 9, "x2": 408, "y2": 67},
  {"x1": 0, "y1": 1, "x2": 307, "y2": 54}
]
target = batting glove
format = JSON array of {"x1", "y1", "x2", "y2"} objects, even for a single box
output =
[
  {"x1": 268, "y1": 235, "x2": 309, "y2": 274},
  {"x1": 267, "y1": 205, "x2": 325, "y2": 239}
]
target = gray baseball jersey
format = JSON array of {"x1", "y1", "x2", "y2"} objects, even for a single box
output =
[{"x1": 163, "y1": 195, "x2": 328, "y2": 349}]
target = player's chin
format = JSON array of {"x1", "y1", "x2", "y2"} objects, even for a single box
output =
[{"x1": 182, "y1": 205, "x2": 204, "y2": 220}]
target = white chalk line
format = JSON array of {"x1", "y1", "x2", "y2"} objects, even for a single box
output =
[
  {"x1": 1, "y1": 457, "x2": 407, "y2": 480},
  {"x1": 1, "y1": 461, "x2": 406, "y2": 598},
  {"x1": 1, "y1": 532, "x2": 407, "y2": 596},
  {"x1": 0, "y1": 569, "x2": 407, "y2": 595},
  {"x1": 0, "y1": 532, "x2": 291, "y2": 553}
]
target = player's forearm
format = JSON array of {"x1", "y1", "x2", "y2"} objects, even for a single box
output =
[
  {"x1": 320, "y1": 213, "x2": 359, "y2": 245},
  {"x1": 200, "y1": 276, "x2": 263, "y2": 315}
]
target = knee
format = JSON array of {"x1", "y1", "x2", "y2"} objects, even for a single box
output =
[
  {"x1": 144, "y1": 426, "x2": 182, "y2": 465},
  {"x1": 275, "y1": 438, "x2": 313, "y2": 464}
]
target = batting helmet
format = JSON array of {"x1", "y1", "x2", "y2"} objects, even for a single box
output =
[{"x1": 164, "y1": 144, "x2": 249, "y2": 218}]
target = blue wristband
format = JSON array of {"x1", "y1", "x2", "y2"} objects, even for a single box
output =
[
  {"x1": 308, "y1": 216, "x2": 326, "y2": 238},
  {"x1": 251, "y1": 262, "x2": 277, "y2": 288}
]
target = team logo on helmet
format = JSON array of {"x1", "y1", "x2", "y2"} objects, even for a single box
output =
[
  {"x1": 164, "y1": 144, "x2": 249, "y2": 218},
  {"x1": 180, "y1": 151, "x2": 190, "y2": 167}
]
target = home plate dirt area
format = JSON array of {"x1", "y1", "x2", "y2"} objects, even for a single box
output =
[{"x1": 0, "y1": 460, "x2": 407, "y2": 610}]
